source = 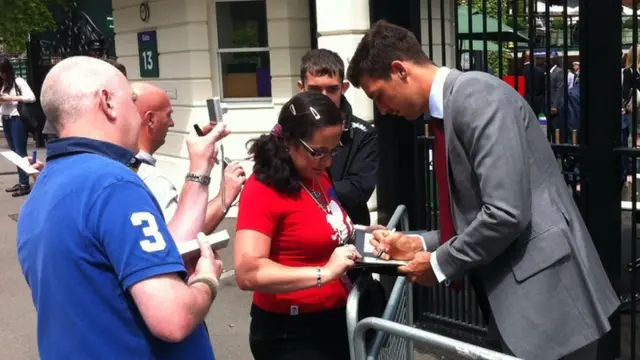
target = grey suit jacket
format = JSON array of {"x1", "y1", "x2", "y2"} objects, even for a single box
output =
[
  {"x1": 550, "y1": 66, "x2": 565, "y2": 110},
  {"x1": 420, "y1": 69, "x2": 619, "y2": 360}
]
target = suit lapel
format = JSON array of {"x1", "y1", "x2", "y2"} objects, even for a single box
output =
[
  {"x1": 442, "y1": 69, "x2": 462, "y2": 150},
  {"x1": 440, "y1": 69, "x2": 464, "y2": 230}
]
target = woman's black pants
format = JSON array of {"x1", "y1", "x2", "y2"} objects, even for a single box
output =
[{"x1": 249, "y1": 304, "x2": 350, "y2": 360}]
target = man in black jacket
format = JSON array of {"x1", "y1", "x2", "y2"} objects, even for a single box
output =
[
  {"x1": 521, "y1": 50, "x2": 545, "y2": 116},
  {"x1": 298, "y1": 49, "x2": 379, "y2": 225}
]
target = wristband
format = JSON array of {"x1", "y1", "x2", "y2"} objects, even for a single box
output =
[
  {"x1": 185, "y1": 172, "x2": 211, "y2": 186},
  {"x1": 316, "y1": 267, "x2": 322, "y2": 288},
  {"x1": 188, "y1": 274, "x2": 220, "y2": 301}
]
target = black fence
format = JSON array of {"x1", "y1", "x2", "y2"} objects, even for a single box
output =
[
  {"x1": 383, "y1": 0, "x2": 637, "y2": 359},
  {"x1": 12, "y1": 1, "x2": 117, "y2": 146}
]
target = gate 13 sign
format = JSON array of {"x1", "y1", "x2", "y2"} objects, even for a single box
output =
[{"x1": 137, "y1": 30, "x2": 159, "y2": 78}]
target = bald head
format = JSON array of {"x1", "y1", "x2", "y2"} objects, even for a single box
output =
[
  {"x1": 131, "y1": 82, "x2": 170, "y2": 116},
  {"x1": 132, "y1": 82, "x2": 174, "y2": 155},
  {"x1": 40, "y1": 56, "x2": 129, "y2": 131},
  {"x1": 40, "y1": 56, "x2": 142, "y2": 151}
]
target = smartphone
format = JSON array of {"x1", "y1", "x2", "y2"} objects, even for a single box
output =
[
  {"x1": 206, "y1": 97, "x2": 227, "y2": 123},
  {"x1": 193, "y1": 124, "x2": 204, "y2": 136}
]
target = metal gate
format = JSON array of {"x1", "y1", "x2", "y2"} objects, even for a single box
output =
[
  {"x1": 23, "y1": 1, "x2": 116, "y2": 144},
  {"x1": 387, "y1": 0, "x2": 638, "y2": 359},
  {"x1": 27, "y1": 1, "x2": 116, "y2": 96}
]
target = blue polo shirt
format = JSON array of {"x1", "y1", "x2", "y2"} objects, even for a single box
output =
[{"x1": 17, "y1": 137, "x2": 215, "y2": 360}]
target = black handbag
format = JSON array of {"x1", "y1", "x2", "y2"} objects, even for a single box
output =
[{"x1": 15, "y1": 82, "x2": 39, "y2": 133}]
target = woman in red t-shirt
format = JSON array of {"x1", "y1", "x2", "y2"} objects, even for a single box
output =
[{"x1": 235, "y1": 92, "x2": 361, "y2": 360}]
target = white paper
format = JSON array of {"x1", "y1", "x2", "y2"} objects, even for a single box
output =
[
  {"x1": 363, "y1": 233, "x2": 375, "y2": 254},
  {"x1": 0, "y1": 151, "x2": 39, "y2": 175},
  {"x1": 359, "y1": 257, "x2": 410, "y2": 266},
  {"x1": 177, "y1": 230, "x2": 230, "y2": 256}
]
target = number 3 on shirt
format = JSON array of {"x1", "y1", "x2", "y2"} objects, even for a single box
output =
[{"x1": 130, "y1": 211, "x2": 167, "y2": 253}]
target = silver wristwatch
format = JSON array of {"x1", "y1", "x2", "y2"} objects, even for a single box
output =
[{"x1": 185, "y1": 172, "x2": 211, "y2": 185}]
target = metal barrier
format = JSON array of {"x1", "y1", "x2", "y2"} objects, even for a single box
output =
[
  {"x1": 367, "y1": 205, "x2": 412, "y2": 360},
  {"x1": 367, "y1": 276, "x2": 413, "y2": 360},
  {"x1": 348, "y1": 204, "x2": 521, "y2": 360},
  {"x1": 354, "y1": 317, "x2": 523, "y2": 360},
  {"x1": 347, "y1": 275, "x2": 369, "y2": 360},
  {"x1": 346, "y1": 205, "x2": 414, "y2": 360}
]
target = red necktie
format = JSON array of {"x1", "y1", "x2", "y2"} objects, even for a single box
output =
[
  {"x1": 432, "y1": 117, "x2": 461, "y2": 290},
  {"x1": 432, "y1": 118, "x2": 456, "y2": 244}
]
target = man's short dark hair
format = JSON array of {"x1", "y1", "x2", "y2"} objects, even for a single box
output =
[
  {"x1": 347, "y1": 20, "x2": 431, "y2": 88},
  {"x1": 300, "y1": 49, "x2": 345, "y2": 83},
  {"x1": 106, "y1": 58, "x2": 127, "y2": 77}
]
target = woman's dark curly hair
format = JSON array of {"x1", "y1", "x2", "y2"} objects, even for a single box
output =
[{"x1": 247, "y1": 92, "x2": 343, "y2": 195}]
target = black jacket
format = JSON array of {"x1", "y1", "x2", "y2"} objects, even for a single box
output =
[
  {"x1": 522, "y1": 63, "x2": 546, "y2": 115},
  {"x1": 329, "y1": 96, "x2": 379, "y2": 226}
]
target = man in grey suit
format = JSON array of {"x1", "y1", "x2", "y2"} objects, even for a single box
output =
[
  {"x1": 549, "y1": 56, "x2": 566, "y2": 141},
  {"x1": 347, "y1": 20, "x2": 620, "y2": 360}
]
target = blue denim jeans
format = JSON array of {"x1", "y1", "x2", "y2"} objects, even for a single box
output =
[{"x1": 2, "y1": 115, "x2": 29, "y2": 186}]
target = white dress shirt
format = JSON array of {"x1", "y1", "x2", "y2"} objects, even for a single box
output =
[{"x1": 135, "y1": 151, "x2": 179, "y2": 221}]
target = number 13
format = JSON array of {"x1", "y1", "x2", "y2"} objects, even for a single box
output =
[
  {"x1": 142, "y1": 50, "x2": 154, "y2": 70},
  {"x1": 130, "y1": 212, "x2": 166, "y2": 253}
]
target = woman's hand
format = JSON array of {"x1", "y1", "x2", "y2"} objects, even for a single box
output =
[
  {"x1": 0, "y1": 94, "x2": 19, "y2": 102},
  {"x1": 323, "y1": 244, "x2": 361, "y2": 282}
]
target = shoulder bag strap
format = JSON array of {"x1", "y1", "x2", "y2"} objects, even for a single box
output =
[{"x1": 14, "y1": 80, "x2": 22, "y2": 96}]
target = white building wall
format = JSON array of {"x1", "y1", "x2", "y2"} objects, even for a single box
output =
[
  {"x1": 421, "y1": 0, "x2": 456, "y2": 68},
  {"x1": 113, "y1": 0, "x2": 311, "y2": 216},
  {"x1": 315, "y1": 0, "x2": 378, "y2": 221},
  {"x1": 315, "y1": 0, "x2": 373, "y2": 122},
  {"x1": 267, "y1": 0, "x2": 310, "y2": 107}
]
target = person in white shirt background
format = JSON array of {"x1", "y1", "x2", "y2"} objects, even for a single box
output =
[
  {"x1": 0, "y1": 57, "x2": 36, "y2": 197},
  {"x1": 131, "y1": 82, "x2": 247, "y2": 242}
]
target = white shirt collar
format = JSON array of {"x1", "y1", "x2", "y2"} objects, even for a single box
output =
[
  {"x1": 136, "y1": 151, "x2": 157, "y2": 167},
  {"x1": 428, "y1": 66, "x2": 451, "y2": 119}
]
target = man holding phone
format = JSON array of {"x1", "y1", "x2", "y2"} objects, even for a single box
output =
[
  {"x1": 131, "y1": 83, "x2": 246, "y2": 243},
  {"x1": 18, "y1": 56, "x2": 223, "y2": 360}
]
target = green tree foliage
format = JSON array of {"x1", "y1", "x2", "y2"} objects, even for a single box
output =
[
  {"x1": 0, "y1": 0, "x2": 69, "y2": 54},
  {"x1": 458, "y1": 0, "x2": 528, "y2": 76},
  {"x1": 458, "y1": 0, "x2": 527, "y2": 22}
]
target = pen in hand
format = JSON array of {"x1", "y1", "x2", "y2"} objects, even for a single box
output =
[
  {"x1": 32, "y1": 150, "x2": 37, "y2": 164},
  {"x1": 375, "y1": 228, "x2": 395, "y2": 259}
]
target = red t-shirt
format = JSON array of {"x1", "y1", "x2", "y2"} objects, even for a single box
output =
[{"x1": 236, "y1": 172, "x2": 355, "y2": 315}]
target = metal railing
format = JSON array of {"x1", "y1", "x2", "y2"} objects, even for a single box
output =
[
  {"x1": 365, "y1": 205, "x2": 413, "y2": 360},
  {"x1": 346, "y1": 205, "x2": 412, "y2": 360},
  {"x1": 347, "y1": 204, "x2": 520, "y2": 360},
  {"x1": 354, "y1": 317, "x2": 522, "y2": 360},
  {"x1": 367, "y1": 276, "x2": 413, "y2": 360},
  {"x1": 347, "y1": 275, "x2": 369, "y2": 360}
]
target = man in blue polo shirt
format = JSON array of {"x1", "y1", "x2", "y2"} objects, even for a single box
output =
[{"x1": 17, "y1": 56, "x2": 226, "y2": 359}]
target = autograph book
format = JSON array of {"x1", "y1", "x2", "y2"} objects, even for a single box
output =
[{"x1": 353, "y1": 228, "x2": 410, "y2": 267}]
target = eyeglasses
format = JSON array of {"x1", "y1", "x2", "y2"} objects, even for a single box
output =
[{"x1": 298, "y1": 138, "x2": 342, "y2": 159}]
